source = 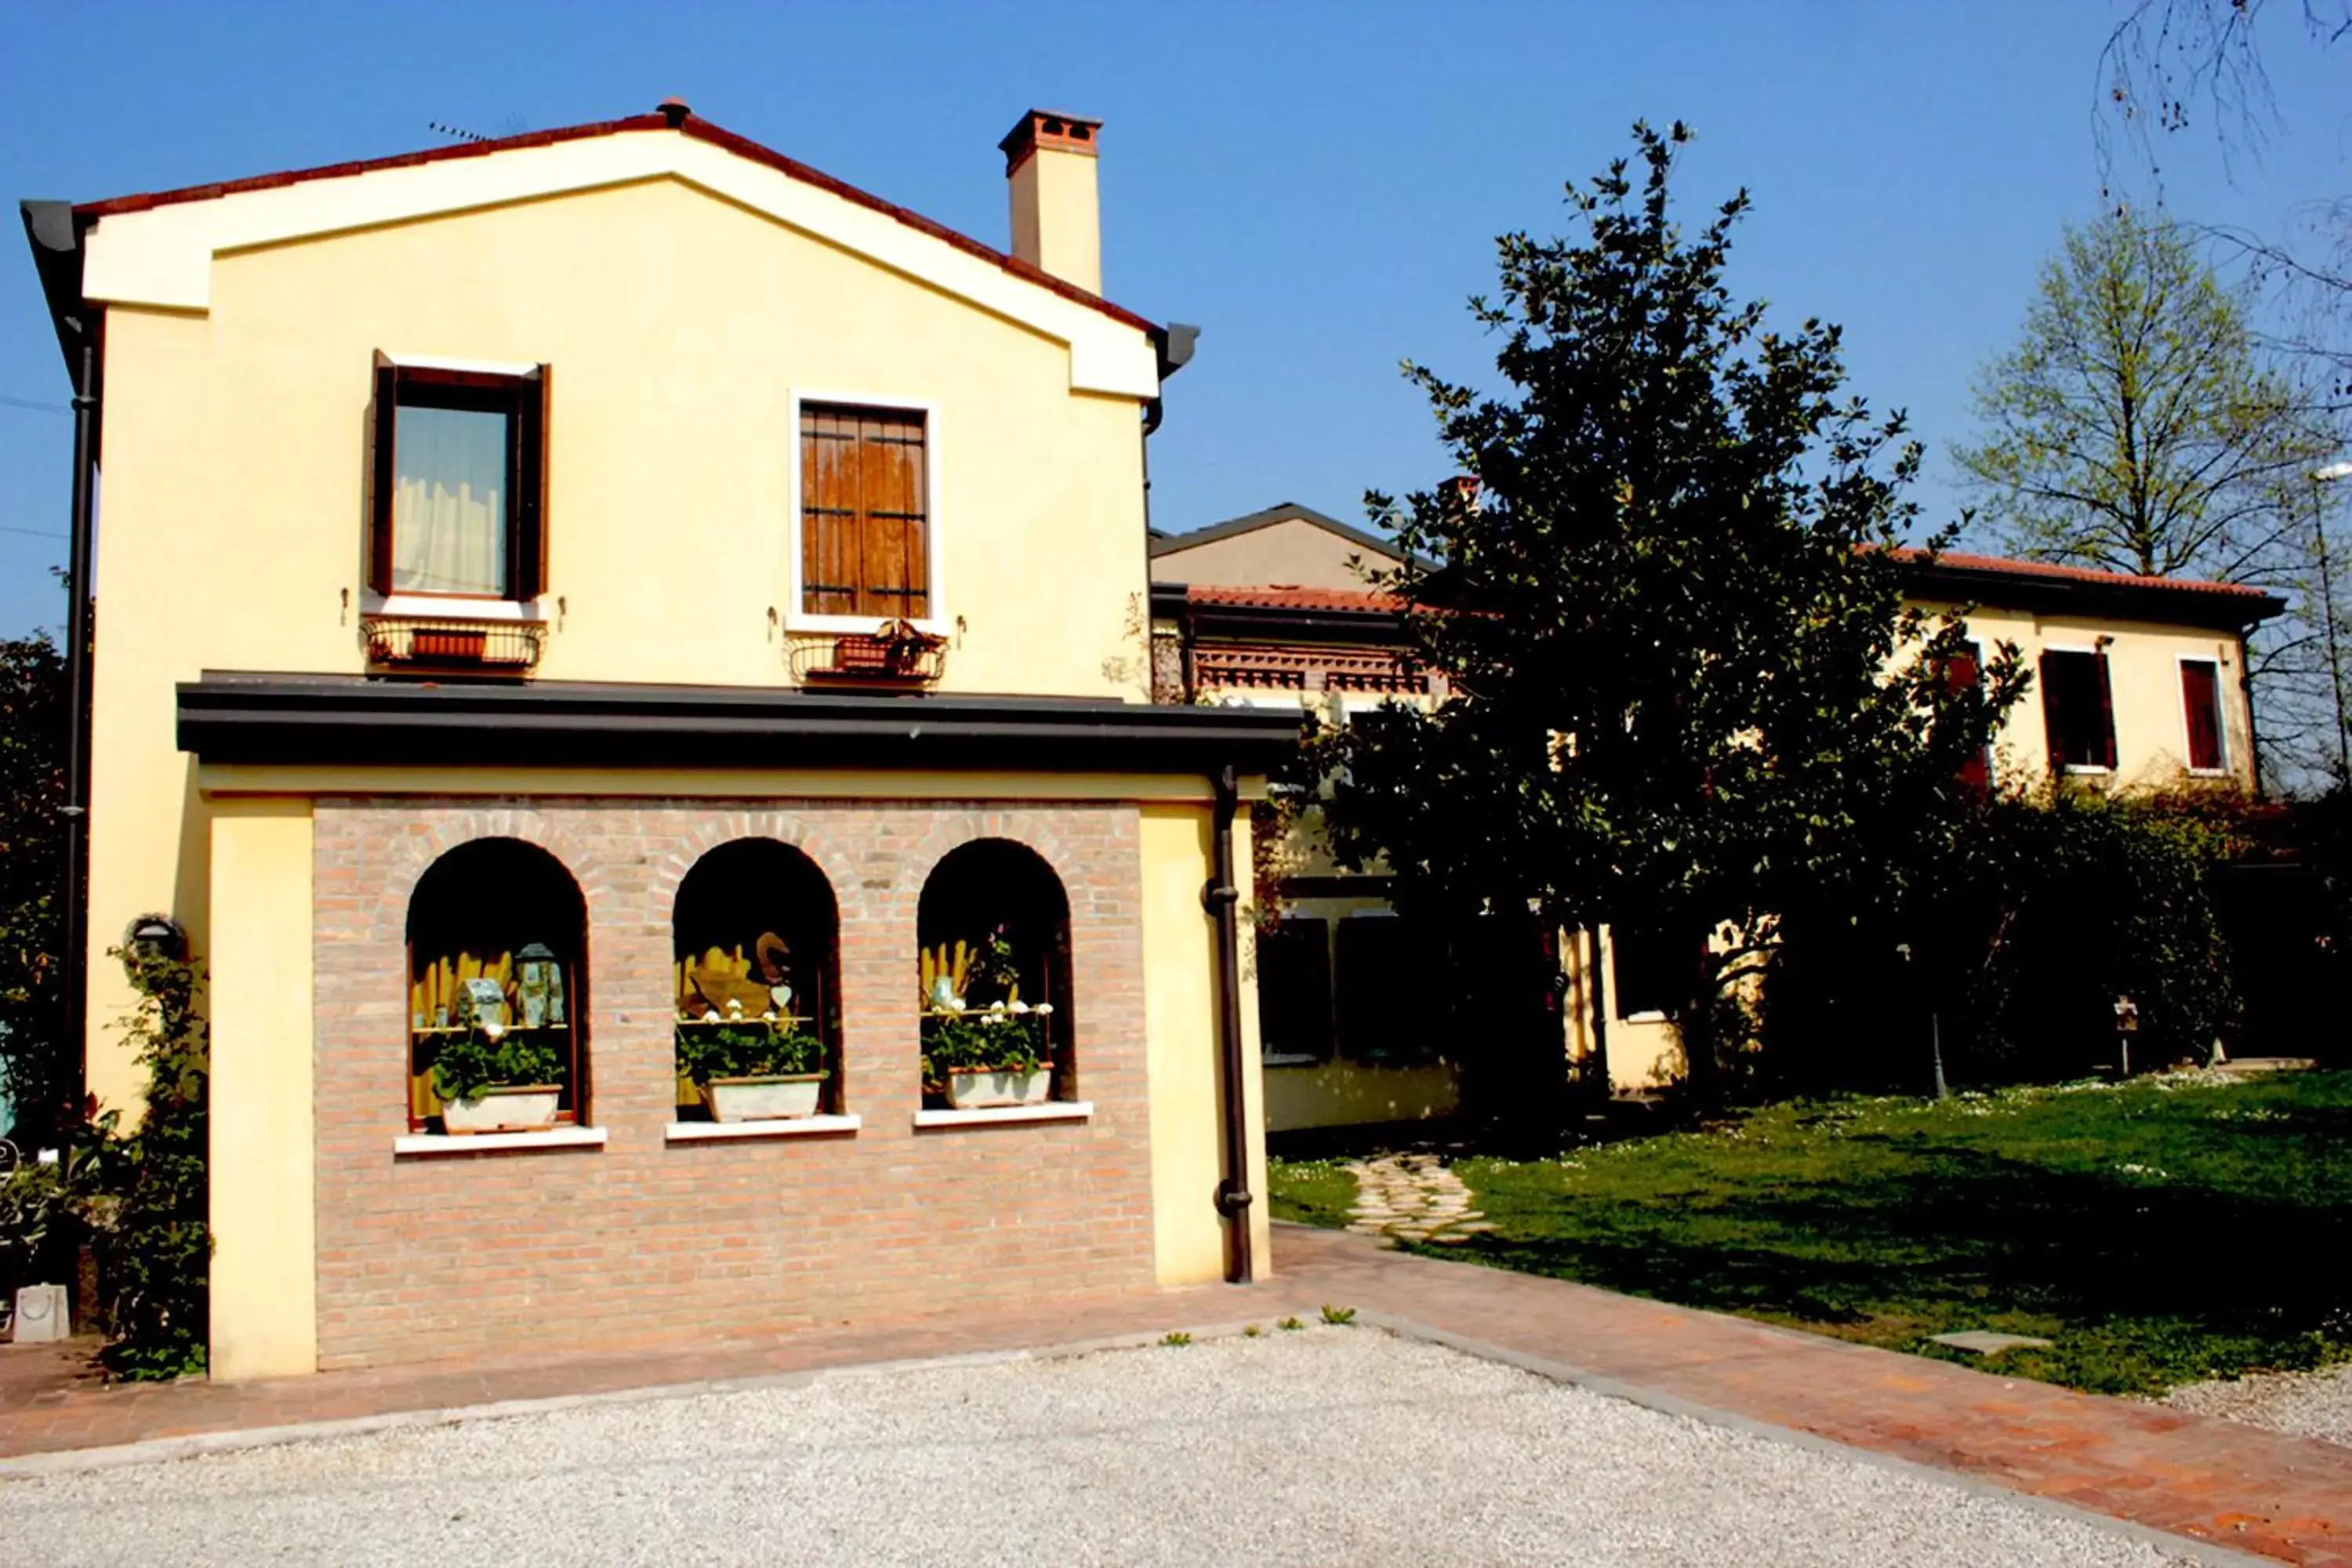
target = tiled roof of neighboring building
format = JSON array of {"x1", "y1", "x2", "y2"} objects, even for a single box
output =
[
  {"x1": 1891, "y1": 548, "x2": 2281, "y2": 603},
  {"x1": 1180, "y1": 583, "x2": 1405, "y2": 613},
  {"x1": 70, "y1": 107, "x2": 1157, "y2": 337}
]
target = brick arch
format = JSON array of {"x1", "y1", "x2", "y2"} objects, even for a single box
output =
[
  {"x1": 900, "y1": 813, "x2": 1088, "y2": 906},
  {"x1": 369, "y1": 804, "x2": 612, "y2": 942},
  {"x1": 643, "y1": 811, "x2": 856, "y2": 935}
]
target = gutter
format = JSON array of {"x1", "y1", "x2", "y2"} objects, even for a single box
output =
[
  {"x1": 2238, "y1": 619, "x2": 2264, "y2": 800},
  {"x1": 1205, "y1": 764, "x2": 1254, "y2": 1283},
  {"x1": 20, "y1": 199, "x2": 97, "y2": 1133}
]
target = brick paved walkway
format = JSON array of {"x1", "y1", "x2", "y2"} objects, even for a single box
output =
[{"x1": 5, "y1": 1225, "x2": 2350, "y2": 1564}]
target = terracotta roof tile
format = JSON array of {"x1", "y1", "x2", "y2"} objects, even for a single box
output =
[
  {"x1": 1892, "y1": 548, "x2": 2278, "y2": 601},
  {"x1": 1181, "y1": 584, "x2": 1405, "y2": 613}
]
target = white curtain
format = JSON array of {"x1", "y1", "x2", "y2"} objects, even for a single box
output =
[{"x1": 394, "y1": 405, "x2": 508, "y2": 595}]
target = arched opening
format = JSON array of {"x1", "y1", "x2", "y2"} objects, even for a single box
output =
[
  {"x1": 672, "y1": 839, "x2": 843, "y2": 1121},
  {"x1": 405, "y1": 838, "x2": 588, "y2": 1133},
  {"x1": 916, "y1": 839, "x2": 1074, "y2": 1109}
]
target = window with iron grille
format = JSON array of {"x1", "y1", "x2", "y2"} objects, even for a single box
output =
[{"x1": 799, "y1": 404, "x2": 930, "y2": 619}]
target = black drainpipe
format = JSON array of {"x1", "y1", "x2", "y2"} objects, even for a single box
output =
[
  {"x1": 59, "y1": 335, "x2": 96, "y2": 1127},
  {"x1": 2237, "y1": 618, "x2": 2264, "y2": 800},
  {"x1": 1205, "y1": 764, "x2": 1255, "y2": 1283}
]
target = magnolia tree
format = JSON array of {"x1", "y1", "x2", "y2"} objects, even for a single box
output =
[{"x1": 1301, "y1": 124, "x2": 2026, "y2": 1109}]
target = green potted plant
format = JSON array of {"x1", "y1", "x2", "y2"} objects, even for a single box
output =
[
  {"x1": 677, "y1": 1021, "x2": 828, "y2": 1122},
  {"x1": 432, "y1": 1025, "x2": 564, "y2": 1134},
  {"x1": 922, "y1": 1003, "x2": 1054, "y2": 1109}
]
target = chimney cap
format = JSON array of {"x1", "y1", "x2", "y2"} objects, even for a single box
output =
[
  {"x1": 657, "y1": 96, "x2": 691, "y2": 129},
  {"x1": 999, "y1": 108, "x2": 1102, "y2": 172}
]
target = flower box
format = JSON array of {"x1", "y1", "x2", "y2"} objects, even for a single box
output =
[
  {"x1": 706, "y1": 1073, "x2": 827, "y2": 1123},
  {"x1": 441, "y1": 1085, "x2": 562, "y2": 1134},
  {"x1": 944, "y1": 1066, "x2": 1054, "y2": 1110}
]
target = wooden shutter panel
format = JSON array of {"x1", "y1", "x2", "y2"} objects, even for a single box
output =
[
  {"x1": 1944, "y1": 647, "x2": 1987, "y2": 795},
  {"x1": 2094, "y1": 651, "x2": 2118, "y2": 769},
  {"x1": 2038, "y1": 651, "x2": 2066, "y2": 769},
  {"x1": 511, "y1": 364, "x2": 550, "y2": 601},
  {"x1": 368, "y1": 351, "x2": 398, "y2": 596},
  {"x1": 2183, "y1": 661, "x2": 2223, "y2": 771}
]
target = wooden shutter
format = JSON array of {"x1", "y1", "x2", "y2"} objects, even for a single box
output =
[
  {"x1": 368, "y1": 351, "x2": 398, "y2": 595},
  {"x1": 2183, "y1": 660, "x2": 2223, "y2": 771},
  {"x1": 800, "y1": 405, "x2": 929, "y2": 618},
  {"x1": 2038, "y1": 651, "x2": 2067, "y2": 768},
  {"x1": 510, "y1": 364, "x2": 550, "y2": 601},
  {"x1": 1942, "y1": 645, "x2": 1988, "y2": 795},
  {"x1": 2094, "y1": 651, "x2": 2118, "y2": 768}
]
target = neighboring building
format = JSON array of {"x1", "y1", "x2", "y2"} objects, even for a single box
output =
[
  {"x1": 1152, "y1": 508, "x2": 2286, "y2": 1126},
  {"x1": 24, "y1": 103, "x2": 1294, "y2": 1378}
]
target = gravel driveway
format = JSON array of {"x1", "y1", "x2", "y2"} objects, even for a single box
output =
[
  {"x1": 0, "y1": 1328, "x2": 2199, "y2": 1566},
  {"x1": 2168, "y1": 1363, "x2": 2352, "y2": 1448}
]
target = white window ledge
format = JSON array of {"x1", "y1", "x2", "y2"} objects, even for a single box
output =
[
  {"x1": 394, "y1": 1127, "x2": 607, "y2": 1157},
  {"x1": 364, "y1": 593, "x2": 546, "y2": 622},
  {"x1": 666, "y1": 1114, "x2": 861, "y2": 1143},
  {"x1": 913, "y1": 1102, "x2": 1093, "y2": 1130},
  {"x1": 1261, "y1": 1053, "x2": 1322, "y2": 1069},
  {"x1": 2187, "y1": 768, "x2": 2233, "y2": 779},
  {"x1": 2061, "y1": 764, "x2": 2114, "y2": 776},
  {"x1": 1621, "y1": 1011, "x2": 1670, "y2": 1025}
]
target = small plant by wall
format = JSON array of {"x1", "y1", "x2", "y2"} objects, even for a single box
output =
[{"x1": 94, "y1": 944, "x2": 210, "y2": 1380}]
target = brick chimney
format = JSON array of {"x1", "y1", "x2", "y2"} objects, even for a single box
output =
[{"x1": 1000, "y1": 109, "x2": 1102, "y2": 294}]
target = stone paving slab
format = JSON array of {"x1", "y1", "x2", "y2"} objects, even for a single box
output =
[{"x1": 6, "y1": 1225, "x2": 2351, "y2": 1564}]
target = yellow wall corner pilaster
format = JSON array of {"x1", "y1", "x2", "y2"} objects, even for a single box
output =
[{"x1": 206, "y1": 798, "x2": 318, "y2": 1380}]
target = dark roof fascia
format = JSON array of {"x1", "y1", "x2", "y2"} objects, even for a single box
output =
[
  {"x1": 1898, "y1": 557, "x2": 2286, "y2": 631},
  {"x1": 1151, "y1": 586, "x2": 1409, "y2": 648},
  {"x1": 177, "y1": 674, "x2": 1301, "y2": 774},
  {"x1": 1149, "y1": 503, "x2": 1422, "y2": 568},
  {"x1": 19, "y1": 200, "x2": 92, "y2": 379}
]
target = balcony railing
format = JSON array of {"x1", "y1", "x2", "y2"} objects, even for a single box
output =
[{"x1": 363, "y1": 615, "x2": 546, "y2": 673}]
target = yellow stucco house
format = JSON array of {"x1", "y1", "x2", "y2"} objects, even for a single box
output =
[
  {"x1": 24, "y1": 101, "x2": 1289, "y2": 1378},
  {"x1": 1150, "y1": 505, "x2": 2285, "y2": 1128}
]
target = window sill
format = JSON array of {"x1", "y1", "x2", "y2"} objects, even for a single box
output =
[
  {"x1": 2187, "y1": 767, "x2": 2232, "y2": 779},
  {"x1": 2060, "y1": 764, "x2": 2114, "y2": 776},
  {"x1": 785, "y1": 612, "x2": 952, "y2": 640},
  {"x1": 913, "y1": 1102, "x2": 1093, "y2": 1130},
  {"x1": 365, "y1": 593, "x2": 546, "y2": 622},
  {"x1": 1621, "y1": 1011, "x2": 1670, "y2": 1025},
  {"x1": 1261, "y1": 1053, "x2": 1323, "y2": 1069},
  {"x1": 394, "y1": 1127, "x2": 606, "y2": 1157},
  {"x1": 665, "y1": 1115, "x2": 861, "y2": 1143}
]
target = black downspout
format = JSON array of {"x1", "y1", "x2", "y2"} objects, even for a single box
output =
[
  {"x1": 60, "y1": 333, "x2": 96, "y2": 1126},
  {"x1": 2238, "y1": 619, "x2": 2264, "y2": 800},
  {"x1": 1584, "y1": 925, "x2": 1612, "y2": 1109},
  {"x1": 1206, "y1": 764, "x2": 1254, "y2": 1283}
]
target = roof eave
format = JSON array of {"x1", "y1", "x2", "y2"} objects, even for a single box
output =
[{"x1": 19, "y1": 199, "x2": 91, "y2": 380}]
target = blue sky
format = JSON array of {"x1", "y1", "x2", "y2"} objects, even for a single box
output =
[{"x1": 2, "y1": 2, "x2": 2346, "y2": 638}]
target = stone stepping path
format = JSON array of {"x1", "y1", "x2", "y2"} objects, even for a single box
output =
[{"x1": 1344, "y1": 1153, "x2": 1494, "y2": 1245}]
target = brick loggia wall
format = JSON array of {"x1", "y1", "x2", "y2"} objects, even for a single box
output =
[{"x1": 311, "y1": 798, "x2": 1153, "y2": 1370}]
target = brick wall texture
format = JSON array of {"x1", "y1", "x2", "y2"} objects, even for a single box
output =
[{"x1": 311, "y1": 797, "x2": 1155, "y2": 1371}]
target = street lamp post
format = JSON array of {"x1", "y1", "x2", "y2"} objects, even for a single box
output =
[{"x1": 2312, "y1": 461, "x2": 2352, "y2": 786}]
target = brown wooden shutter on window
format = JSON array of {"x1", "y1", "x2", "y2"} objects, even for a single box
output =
[
  {"x1": 368, "y1": 351, "x2": 398, "y2": 596},
  {"x1": 510, "y1": 363, "x2": 550, "y2": 601},
  {"x1": 2183, "y1": 659, "x2": 2224, "y2": 771},
  {"x1": 800, "y1": 405, "x2": 929, "y2": 618},
  {"x1": 2038, "y1": 651, "x2": 2066, "y2": 768},
  {"x1": 2094, "y1": 651, "x2": 2118, "y2": 769},
  {"x1": 1941, "y1": 644, "x2": 1987, "y2": 795}
]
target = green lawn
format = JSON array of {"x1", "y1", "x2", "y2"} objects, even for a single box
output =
[{"x1": 1269, "y1": 1071, "x2": 2352, "y2": 1396}]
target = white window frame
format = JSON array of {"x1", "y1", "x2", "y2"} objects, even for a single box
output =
[
  {"x1": 785, "y1": 389, "x2": 947, "y2": 637},
  {"x1": 2042, "y1": 642, "x2": 2115, "y2": 776},
  {"x1": 2175, "y1": 652, "x2": 2232, "y2": 778}
]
